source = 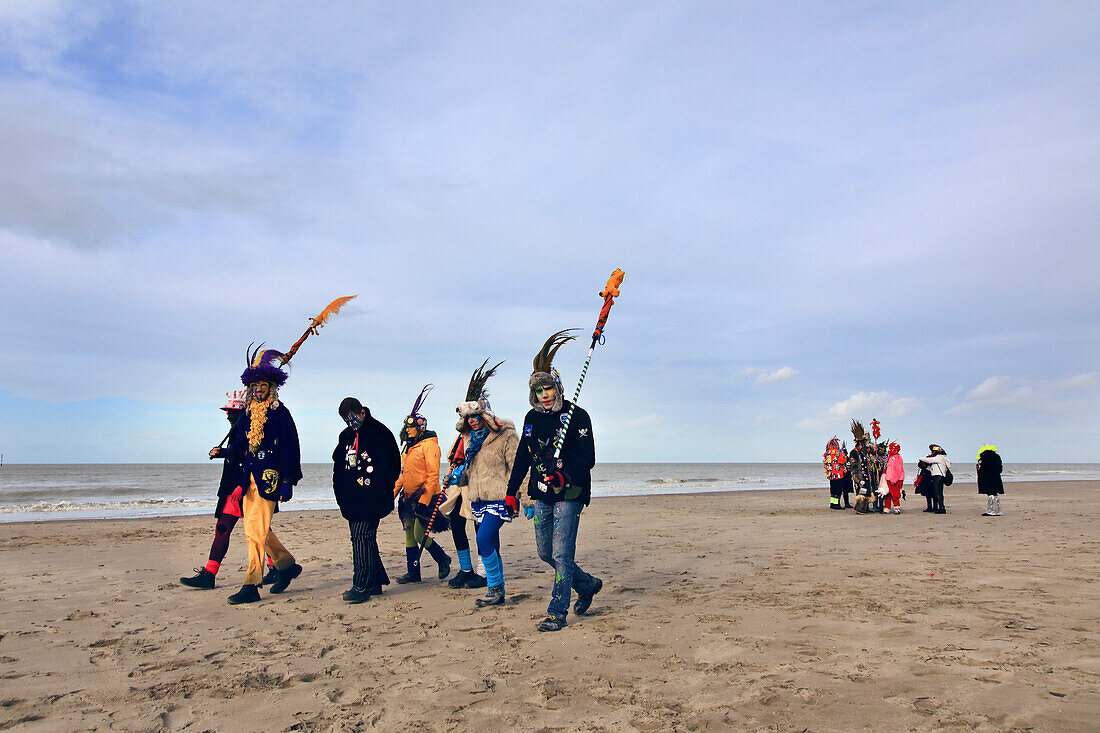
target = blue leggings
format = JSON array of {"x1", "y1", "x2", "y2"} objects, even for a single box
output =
[{"x1": 476, "y1": 513, "x2": 505, "y2": 557}]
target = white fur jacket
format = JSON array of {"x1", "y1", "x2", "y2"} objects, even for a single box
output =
[{"x1": 438, "y1": 419, "x2": 523, "y2": 519}]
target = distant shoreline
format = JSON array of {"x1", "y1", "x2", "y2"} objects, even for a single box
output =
[{"x1": 0, "y1": 479, "x2": 1092, "y2": 526}]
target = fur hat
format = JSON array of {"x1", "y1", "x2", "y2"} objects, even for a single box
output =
[
  {"x1": 529, "y1": 330, "x2": 577, "y2": 413},
  {"x1": 456, "y1": 359, "x2": 504, "y2": 432},
  {"x1": 240, "y1": 343, "x2": 289, "y2": 387}
]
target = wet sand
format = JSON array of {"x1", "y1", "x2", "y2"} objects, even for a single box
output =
[{"x1": 0, "y1": 480, "x2": 1096, "y2": 731}]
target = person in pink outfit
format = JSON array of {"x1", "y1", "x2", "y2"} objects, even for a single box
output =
[{"x1": 881, "y1": 442, "x2": 905, "y2": 514}]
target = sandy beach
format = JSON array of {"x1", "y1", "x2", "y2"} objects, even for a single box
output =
[{"x1": 0, "y1": 480, "x2": 1096, "y2": 732}]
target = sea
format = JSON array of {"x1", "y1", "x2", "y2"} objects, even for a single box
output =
[{"x1": 0, "y1": 462, "x2": 1097, "y2": 524}]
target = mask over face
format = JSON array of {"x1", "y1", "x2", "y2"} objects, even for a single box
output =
[{"x1": 343, "y1": 411, "x2": 364, "y2": 431}]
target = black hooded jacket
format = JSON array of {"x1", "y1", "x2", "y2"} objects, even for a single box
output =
[{"x1": 331, "y1": 408, "x2": 402, "y2": 521}]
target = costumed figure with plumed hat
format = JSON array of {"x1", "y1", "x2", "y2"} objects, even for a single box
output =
[
  {"x1": 847, "y1": 421, "x2": 878, "y2": 515},
  {"x1": 437, "y1": 359, "x2": 520, "y2": 606},
  {"x1": 225, "y1": 347, "x2": 304, "y2": 604},
  {"x1": 506, "y1": 331, "x2": 603, "y2": 632},
  {"x1": 180, "y1": 390, "x2": 277, "y2": 590},
  {"x1": 392, "y1": 385, "x2": 452, "y2": 584}
]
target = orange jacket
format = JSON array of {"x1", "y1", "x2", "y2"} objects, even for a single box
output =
[{"x1": 393, "y1": 434, "x2": 441, "y2": 506}]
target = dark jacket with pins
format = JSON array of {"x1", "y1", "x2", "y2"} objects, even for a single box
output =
[
  {"x1": 977, "y1": 450, "x2": 1004, "y2": 495},
  {"x1": 231, "y1": 400, "x2": 303, "y2": 501},
  {"x1": 332, "y1": 409, "x2": 402, "y2": 522},
  {"x1": 507, "y1": 400, "x2": 595, "y2": 505}
]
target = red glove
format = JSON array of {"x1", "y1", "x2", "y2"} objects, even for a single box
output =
[
  {"x1": 223, "y1": 486, "x2": 244, "y2": 518},
  {"x1": 504, "y1": 495, "x2": 519, "y2": 517},
  {"x1": 543, "y1": 471, "x2": 567, "y2": 488}
]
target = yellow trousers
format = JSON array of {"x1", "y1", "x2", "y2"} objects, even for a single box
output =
[{"x1": 242, "y1": 476, "x2": 294, "y2": 586}]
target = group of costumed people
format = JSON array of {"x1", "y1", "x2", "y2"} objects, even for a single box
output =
[
  {"x1": 180, "y1": 330, "x2": 606, "y2": 632},
  {"x1": 823, "y1": 420, "x2": 1005, "y2": 516}
]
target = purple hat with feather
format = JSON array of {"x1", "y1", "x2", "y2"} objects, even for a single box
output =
[{"x1": 240, "y1": 343, "x2": 289, "y2": 386}]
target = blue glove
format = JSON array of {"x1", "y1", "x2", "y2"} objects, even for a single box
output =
[
  {"x1": 279, "y1": 482, "x2": 293, "y2": 502},
  {"x1": 523, "y1": 506, "x2": 536, "y2": 520}
]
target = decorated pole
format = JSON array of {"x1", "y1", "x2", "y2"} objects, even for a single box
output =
[
  {"x1": 554, "y1": 268, "x2": 625, "y2": 458},
  {"x1": 213, "y1": 295, "x2": 358, "y2": 452}
]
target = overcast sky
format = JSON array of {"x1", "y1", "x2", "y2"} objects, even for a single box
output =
[{"x1": 1, "y1": 2, "x2": 1097, "y2": 464}]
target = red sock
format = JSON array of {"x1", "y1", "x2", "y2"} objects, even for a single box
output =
[{"x1": 204, "y1": 560, "x2": 220, "y2": 574}]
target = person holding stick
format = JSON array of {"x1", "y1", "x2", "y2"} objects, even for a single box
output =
[
  {"x1": 437, "y1": 359, "x2": 519, "y2": 606},
  {"x1": 392, "y1": 385, "x2": 451, "y2": 584},
  {"x1": 507, "y1": 330, "x2": 602, "y2": 632},
  {"x1": 226, "y1": 347, "x2": 304, "y2": 604}
]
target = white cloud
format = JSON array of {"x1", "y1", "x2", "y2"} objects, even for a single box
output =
[
  {"x1": 738, "y1": 366, "x2": 800, "y2": 385},
  {"x1": 949, "y1": 373, "x2": 1099, "y2": 413},
  {"x1": 825, "y1": 391, "x2": 921, "y2": 420},
  {"x1": 624, "y1": 413, "x2": 660, "y2": 430}
]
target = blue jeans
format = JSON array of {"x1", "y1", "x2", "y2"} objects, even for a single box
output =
[{"x1": 533, "y1": 499, "x2": 599, "y2": 620}]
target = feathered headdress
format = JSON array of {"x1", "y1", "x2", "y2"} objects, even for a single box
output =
[
  {"x1": 241, "y1": 343, "x2": 289, "y2": 386},
  {"x1": 457, "y1": 359, "x2": 504, "y2": 430},
  {"x1": 401, "y1": 384, "x2": 433, "y2": 443},
  {"x1": 532, "y1": 329, "x2": 577, "y2": 375},
  {"x1": 465, "y1": 359, "x2": 503, "y2": 402},
  {"x1": 529, "y1": 329, "x2": 578, "y2": 412},
  {"x1": 408, "y1": 383, "x2": 433, "y2": 420},
  {"x1": 850, "y1": 419, "x2": 869, "y2": 445}
]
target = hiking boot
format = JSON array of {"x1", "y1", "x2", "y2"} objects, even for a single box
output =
[
  {"x1": 475, "y1": 585, "x2": 505, "y2": 607},
  {"x1": 466, "y1": 573, "x2": 487, "y2": 589},
  {"x1": 537, "y1": 615, "x2": 566, "y2": 632},
  {"x1": 573, "y1": 577, "x2": 603, "y2": 616},
  {"x1": 449, "y1": 569, "x2": 475, "y2": 588},
  {"x1": 396, "y1": 570, "x2": 421, "y2": 584},
  {"x1": 180, "y1": 568, "x2": 215, "y2": 589},
  {"x1": 228, "y1": 584, "x2": 261, "y2": 605},
  {"x1": 262, "y1": 566, "x2": 279, "y2": 586},
  {"x1": 270, "y1": 563, "x2": 302, "y2": 594},
  {"x1": 342, "y1": 587, "x2": 372, "y2": 604}
]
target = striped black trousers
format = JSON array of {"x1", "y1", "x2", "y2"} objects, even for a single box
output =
[{"x1": 349, "y1": 518, "x2": 388, "y2": 591}]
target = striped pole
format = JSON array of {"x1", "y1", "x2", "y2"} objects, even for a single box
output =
[{"x1": 553, "y1": 269, "x2": 625, "y2": 458}]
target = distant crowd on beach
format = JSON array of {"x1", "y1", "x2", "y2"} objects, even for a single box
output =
[{"x1": 822, "y1": 419, "x2": 1005, "y2": 516}]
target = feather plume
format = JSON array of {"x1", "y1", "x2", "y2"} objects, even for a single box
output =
[
  {"x1": 465, "y1": 359, "x2": 504, "y2": 402},
  {"x1": 533, "y1": 329, "x2": 578, "y2": 374},
  {"x1": 312, "y1": 295, "x2": 356, "y2": 329},
  {"x1": 410, "y1": 383, "x2": 433, "y2": 417},
  {"x1": 850, "y1": 419, "x2": 867, "y2": 442}
]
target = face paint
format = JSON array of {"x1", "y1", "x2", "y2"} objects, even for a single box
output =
[{"x1": 344, "y1": 411, "x2": 364, "y2": 430}]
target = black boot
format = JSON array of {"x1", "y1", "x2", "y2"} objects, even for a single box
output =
[
  {"x1": 573, "y1": 577, "x2": 603, "y2": 615},
  {"x1": 426, "y1": 542, "x2": 451, "y2": 580},
  {"x1": 449, "y1": 569, "x2": 475, "y2": 588},
  {"x1": 228, "y1": 584, "x2": 261, "y2": 605},
  {"x1": 475, "y1": 585, "x2": 505, "y2": 607},
  {"x1": 270, "y1": 563, "x2": 302, "y2": 594},
  {"x1": 180, "y1": 568, "x2": 216, "y2": 589},
  {"x1": 342, "y1": 587, "x2": 372, "y2": 604},
  {"x1": 261, "y1": 566, "x2": 279, "y2": 586},
  {"x1": 396, "y1": 548, "x2": 421, "y2": 584},
  {"x1": 466, "y1": 573, "x2": 487, "y2": 588}
]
